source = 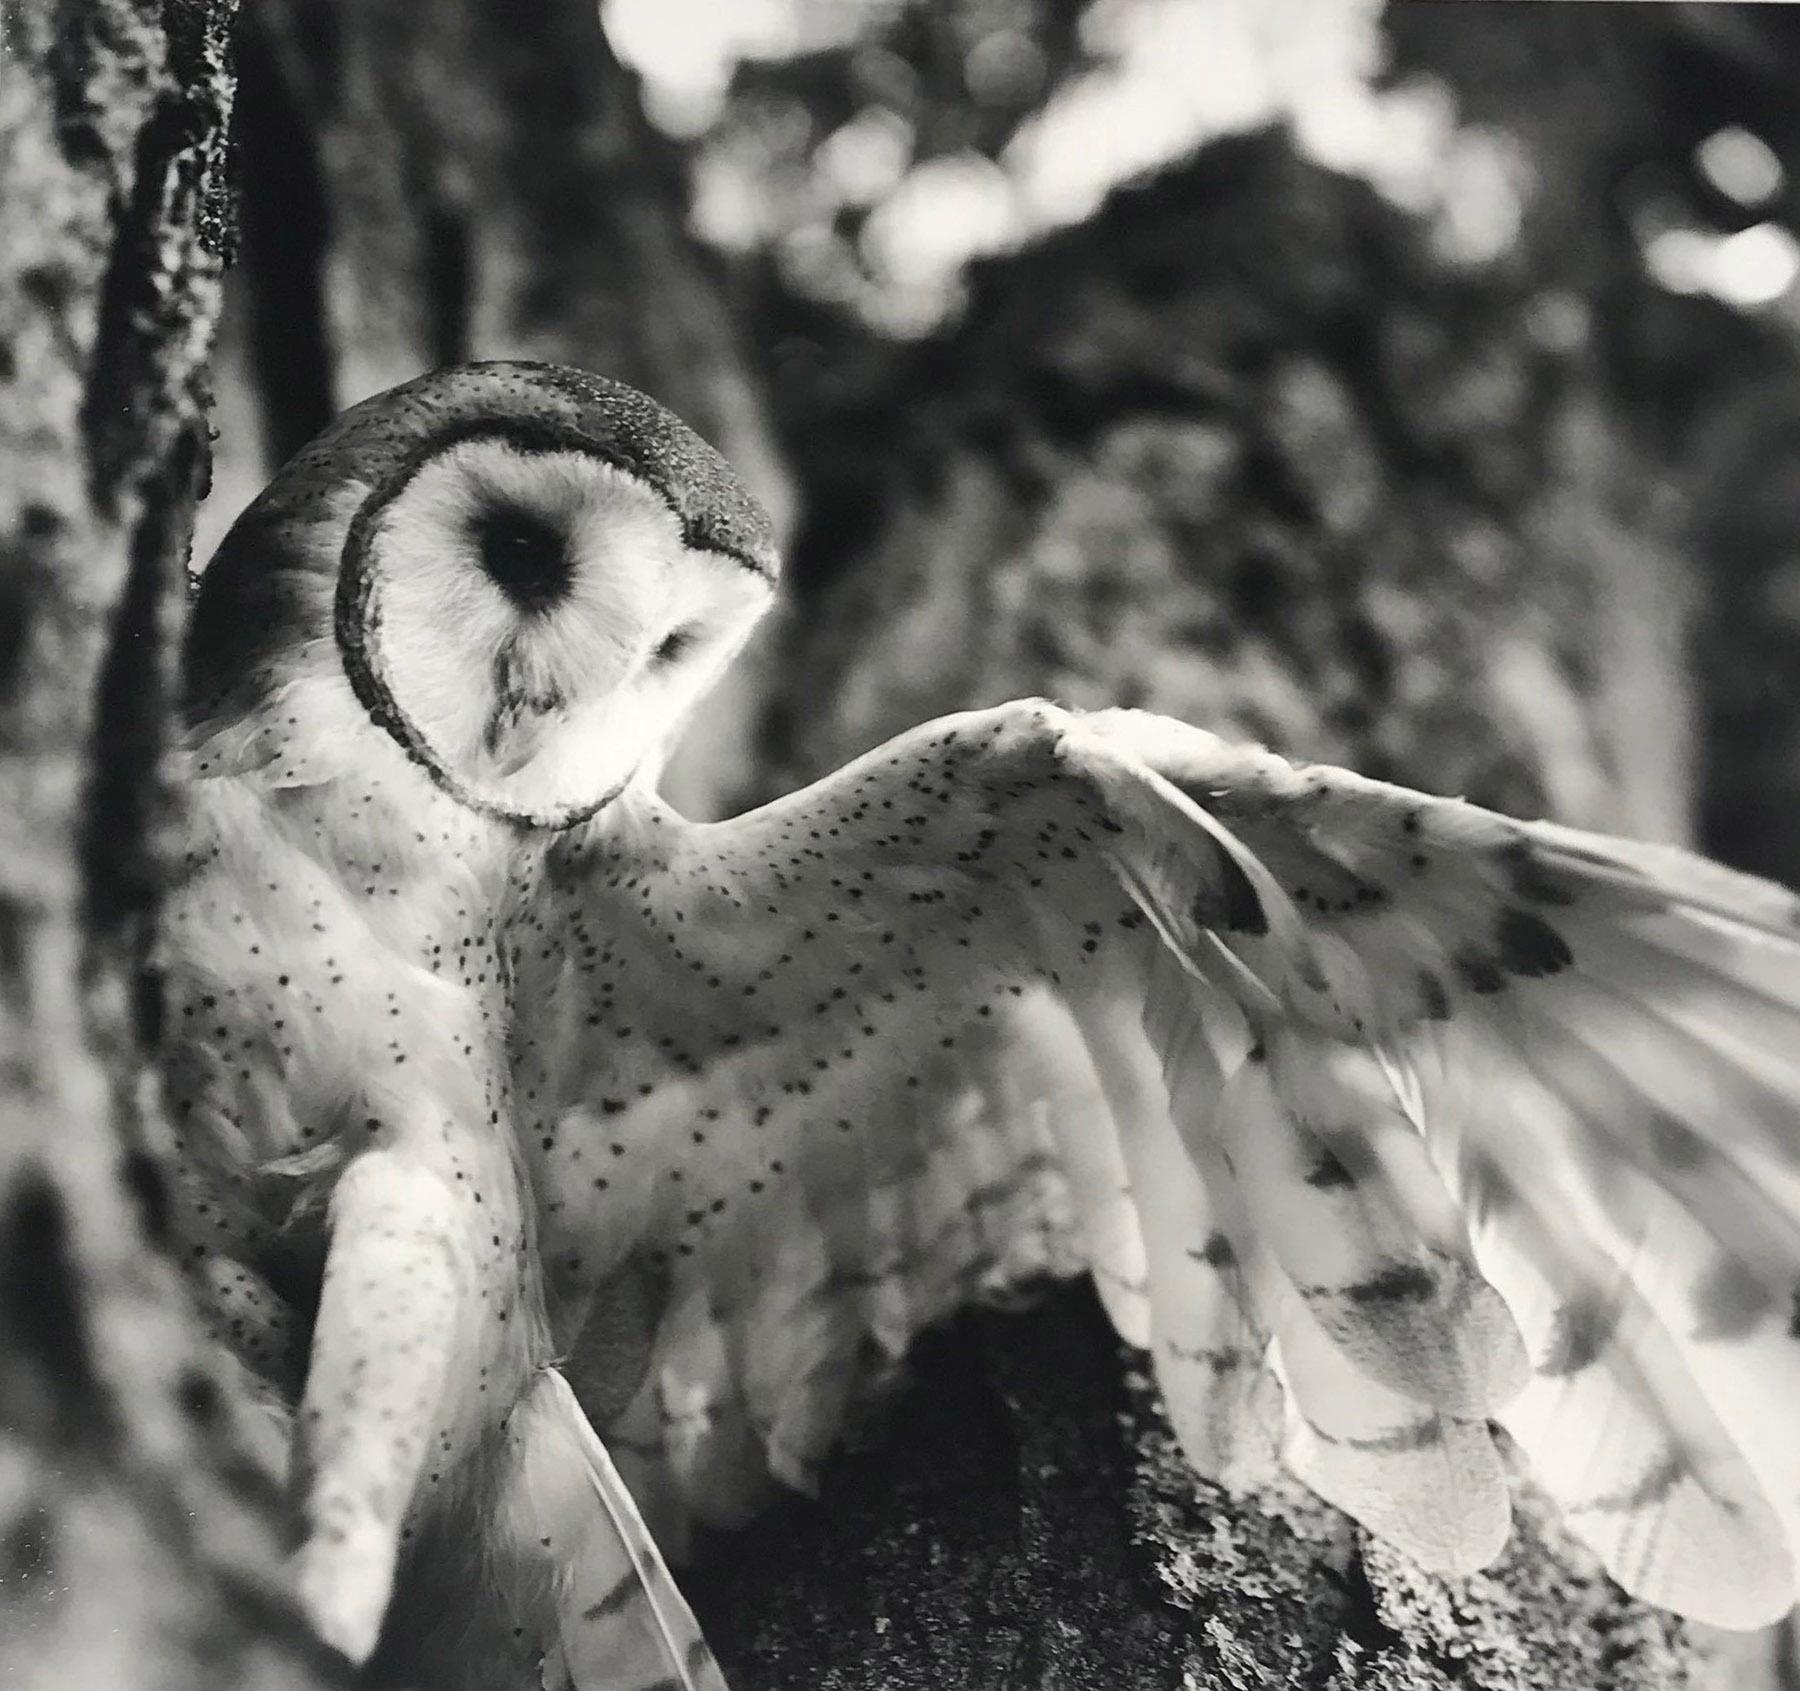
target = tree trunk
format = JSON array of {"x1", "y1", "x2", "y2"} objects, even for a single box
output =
[{"x1": 0, "y1": 5, "x2": 331, "y2": 1687}]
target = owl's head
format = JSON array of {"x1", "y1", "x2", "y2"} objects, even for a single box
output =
[{"x1": 186, "y1": 363, "x2": 778, "y2": 827}]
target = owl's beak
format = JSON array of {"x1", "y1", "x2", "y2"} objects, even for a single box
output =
[
  {"x1": 486, "y1": 714, "x2": 559, "y2": 778},
  {"x1": 481, "y1": 687, "x2": 568, "y2": 777},
  {"x1": 482, "y1": 635, "x2": 570, "y2": 776}
]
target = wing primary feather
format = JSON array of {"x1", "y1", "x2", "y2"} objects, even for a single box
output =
[
  {"x1": 502, "y1": 1369, "x2": 727, "y2": 1691},
  {"x1": 1260, "y1": 1257, "x2": 1510, "y2": 1578},
  {"x1": 1069, "y1": 713, "x2": 1800, "y2": 1618},
  {"x1": 1217, "y1": 1033, "x2": 1527, "y2": 1418},
  {"x1": 1423, "y1": 1027, "x2": 1795, "y2": 1629},
  {"x1": 1529, "y1": 832, "x2": 1800, "y2": 939},
  {"x1": 1072, "y1": 987, "x2": 1281, "y2": 1488},
  {"x1": 1503, "y1": 995, "x2": 1800, "y2": 1294}
]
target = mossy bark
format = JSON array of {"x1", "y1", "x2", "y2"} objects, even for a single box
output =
[{"x1": 0, "y1": 5, "x2": 333, "y2": 1687}]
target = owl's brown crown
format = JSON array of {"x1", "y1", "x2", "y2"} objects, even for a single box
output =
[
  {"x1": 190, "y1": 365, "x2": 775, "y2": 697},
  {"x1": 252, "y1": 363, "x2": 774, "y2": 570}
]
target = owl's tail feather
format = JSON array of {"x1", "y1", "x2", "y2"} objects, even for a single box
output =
[{"x1": 495, "y1": 1367, "x2": 727, "y2": 1691}]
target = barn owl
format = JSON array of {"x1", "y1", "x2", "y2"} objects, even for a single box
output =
[{"x1": 165, "y1": 360, "x2": 1800, "y2": 1690}]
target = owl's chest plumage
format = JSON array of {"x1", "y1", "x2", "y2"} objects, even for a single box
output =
[{"x1": 161, "y1": 776, "x2": 538, "y2": 1387}]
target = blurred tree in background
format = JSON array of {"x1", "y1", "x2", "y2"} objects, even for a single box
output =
[{"x1": 7, "y1": 0, "x2": 1800, "y2": 1685}]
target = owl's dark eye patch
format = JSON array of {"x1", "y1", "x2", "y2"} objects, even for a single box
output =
[
  {"x1": 651, "y1": 624, "x2": 700, "y2": 666},
  {"x1": 474, "y1": 506, "x2": 573, "y2": 614}
]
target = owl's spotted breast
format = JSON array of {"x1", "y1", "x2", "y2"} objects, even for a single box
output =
[{"x1": 162, "y1": 769, "x2": 543, "y2": 1422}]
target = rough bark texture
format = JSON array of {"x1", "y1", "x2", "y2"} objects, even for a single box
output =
[{"x1": 0, "y1": 5, "x2": 333, "y2": 1687}]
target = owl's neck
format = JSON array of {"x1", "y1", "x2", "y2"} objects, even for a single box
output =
[{"x1": 524, "y1": 776, "x2": 686, "y2": 887}]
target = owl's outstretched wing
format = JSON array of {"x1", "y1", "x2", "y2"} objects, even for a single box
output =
[{"x1": 521, "y1": 701, "x2": 1800, "y2": 1629}]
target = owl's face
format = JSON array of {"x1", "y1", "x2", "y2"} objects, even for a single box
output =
[
  {"x1": 338, "y1": 428, "x2": 774, "y2": 822},
  {"x1": 186, "y1": 364, "x2": 778, "y2": 827}
]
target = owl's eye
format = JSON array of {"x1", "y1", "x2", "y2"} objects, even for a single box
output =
[
  {"x1": 650, "y1": 624, "x2": 699, "y2": 667},
  {"x1": 475, "y1": 506, "x2": 573, "y2": 613}
]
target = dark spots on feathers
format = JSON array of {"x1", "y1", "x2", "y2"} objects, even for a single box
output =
[
  {"x1": 1339, "y1": 1262, "x2": 1436, "y2": 1306},
  {"x1": 1193, "y1": 1232, "x2": 1236, "y2": 1269},
  {"x1": 1539, "y1": 1290, "x2": 1621, "y2": 1377},
  {"x1": 1494, "y1": 906, "x2": 1573, "y2": 978},
  {"x1": 1575, "y1": 1455, "x2": 1685, "y2": 1517},
  {"x1": 1192, "y1": 836, "x2": 1268, "y2": 936},
  {"x1": 1650, "y1": 1114, "x2": 1709, "y2": 1171},
  {"x1": 1503, "y1": 841, "x2": 1579, "y2": 907},
  {"x1": 1453, "y1": 950, "x2": 1507, "y2": 996},
  {"x1": 1688, "y1": 1255, "x2": 1775, "y2": 1341},
  {"x1": 581, "y1": 1569, "x2": 648, "y2": 1622},
  {"x1": 1316, "y1": 1415, "x2": 1444, "y2": 1456},
  {"x1": 1416, "y1": 971, "x2": 1451, "y2": 1022},
  {"x1": 1304, "y1": 1147, "x2": 1357, "y2": 1190}
]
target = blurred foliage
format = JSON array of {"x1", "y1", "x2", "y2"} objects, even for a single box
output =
[
  {"x1": 614, "y1": 0, "x2": 1800, "y2": 874},
  {"x1": 725, "y1": 0, "x2": 1095, "y2": 167},
  {"x1": 683, "y1": 0, "x2": 1386, "y2": 327}
]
